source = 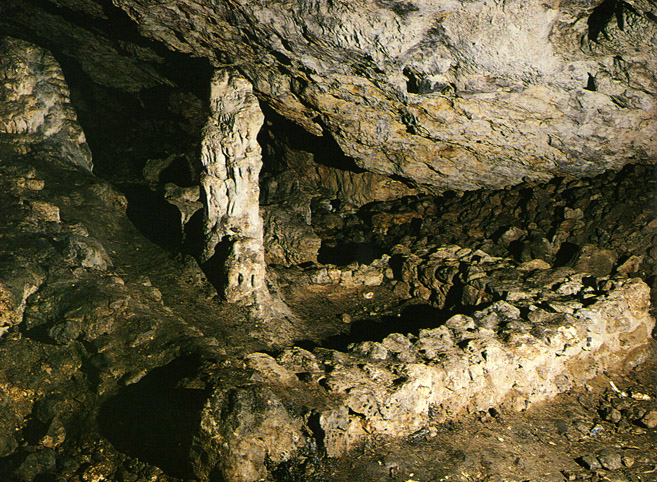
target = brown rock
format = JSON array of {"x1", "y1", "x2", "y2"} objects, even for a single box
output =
[
  {"x1": 573, "y1": 245, "x2": 618, "y2": 277},
  {"x1": 640, "y1": 410, "x2": 657, "y2": 429}
]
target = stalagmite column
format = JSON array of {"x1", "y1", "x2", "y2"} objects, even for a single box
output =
[{"x1": 200, "y1": 69, "x2": 268, "y2": 307}]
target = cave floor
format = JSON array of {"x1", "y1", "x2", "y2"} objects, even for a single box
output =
[
  {"x1": 82, "y1": 165, "x2": 657, "y2": 482},
  {"x1": 313, "y1": 346, "x2": 657, "y2": 482},
  {"x1": 1, "y1": 149, "x2": 656, "y2": 482}
]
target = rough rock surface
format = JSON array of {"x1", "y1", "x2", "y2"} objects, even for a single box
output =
[
  {"x1": 0, "y1": 37, "x2": 93, "y2": 171},
  {"x1": 262, "y1": 205, "x2": 322, "y2": 267},
  {"x1": 0, "y1": 21, "x2": 656, "y2": 482},
  {"x1": 259, "y1": 110, "x2": 418, "y2": 212},
  {"x1": 110, "y1": 0, "x2": 657, "y2": 189},
  {"x1": 200, "y1": 69, "x2": 269, "y2": 306},
  {"x1": 188, "y1": 268, "x2": 654, "y2": 481}
]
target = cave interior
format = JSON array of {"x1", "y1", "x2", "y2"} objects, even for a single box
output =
[{"x1": 0, "y1": 1, "x2": 656, "y2": 482}]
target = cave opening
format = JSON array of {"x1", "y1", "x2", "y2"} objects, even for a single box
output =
[{"x1": 97, "y1": 356, "x2": 208, "y2": 478}]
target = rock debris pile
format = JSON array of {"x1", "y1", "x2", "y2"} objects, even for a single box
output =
[{"x1": 194, "y1": 255, "x2": 653, "y2": 481}]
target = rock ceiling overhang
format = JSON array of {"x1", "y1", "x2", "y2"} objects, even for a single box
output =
[{"x1": 4, "y1": 0, "x2": 657, "y2": 190}]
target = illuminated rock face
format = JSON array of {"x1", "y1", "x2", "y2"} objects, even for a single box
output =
[
  {"x1": 200, "y1": 69, "x2": 268, "y2": 306},
  {"x1": 0, "y1": 37, "x2": 92, "y2": 171},
  {"x1": 113, "y1": 0, "x2": 656, "y2": 190},
  {"x1": 192, "y1": 271, "x2": 655, "y2": 482}
]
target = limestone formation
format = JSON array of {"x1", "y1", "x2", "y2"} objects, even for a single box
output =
[
  {"x1": 0, "y1": 37, "x2": 93, "y2": 172},
  {"x1": 191, "y1": 263, "x2": 654, "y2": 481},
  {"x1": 112, "y1": 0, "x2": 656, "y2": 190},
  {"x1": 261, "y1": 206, "x2": 322, "y2": 267},
  {"x1": 0, "y1": 7, "x2": 656, "y2": 482},
  {"x1": 200, "y1": 69, "x2": 268, "y2": 306}
]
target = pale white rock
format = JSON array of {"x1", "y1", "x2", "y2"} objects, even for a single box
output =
[
  {"x1": 200, "y1": 69, "x2": 269, "y2": 306},
  {"x1": 318, "y1": 278, "x2": 654, "y2": 440},
  {"x1": 192, "y1": 274, "x2": 655, "y2": 482}
]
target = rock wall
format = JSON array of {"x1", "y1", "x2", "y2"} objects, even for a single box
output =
[
  {"x1": 200, "y1": 69, "x2": 269, "y2": 306},
  {"x1": 0, "y1": 37, "x2": 93, "y2": 172},
  {"x1": 112, "y1": 0, "x2": 657, "y2": 190}
]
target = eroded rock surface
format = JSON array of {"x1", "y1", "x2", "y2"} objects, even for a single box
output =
[
  {"x1": 191, "y1": 256, "x2": 654, "y2": 481},
  {"x1": 0, "y1": 37, "x2": 92, "y2": 171},
  {"x1": 200, "y1": 69, "x2": 269, "y2": 306},
  {"x1": 0, "y1": 20, "x2": 656, "y2": 482},
  {"x1": 109, "y1": 0, "x2": 657, "y2": 189}
]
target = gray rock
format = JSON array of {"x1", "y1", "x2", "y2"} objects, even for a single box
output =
[
  {"x1": 191, "y1": 385, "x2": 307, "y2": 482},
  {"x1": 106, "y1": 0, "x2": 657, "y2": 191},
  {"x1": 163, "y1": 183, "x2": 203, "y2": 227},
  {"x1": 13, "y1": 449, "x2": 57, "y2": 482},
  {"x1": 59, "y1": 234, "x2": 113, "y2": 270},
  {"x1": 0, "y1": 410, "x2": 19, "y2": 457},
  {"x1": 47, "y1": 320, "x2": 82, "y2": 345},
  {"x1": 598, "y1": 450, "x2": 623, "y2": 471},
  {"x1": 0, "y1": 257, "x2": 46, "y2": 337},
  {"x1": 601, "y1": 406, "x2": 623, "y2": 424}
]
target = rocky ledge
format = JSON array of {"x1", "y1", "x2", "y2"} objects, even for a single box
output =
[{"x1": 193, "y1": 252, "x2": 654, "y2": 481}]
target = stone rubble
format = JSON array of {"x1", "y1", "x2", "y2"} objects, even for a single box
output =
[{"x1": 190, "y1": 250, "x2": 654, "y2": 480}]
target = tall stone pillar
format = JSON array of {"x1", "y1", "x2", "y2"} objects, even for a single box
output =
[{"x1": 200, "y1": 69, "x2": 268, "y2": 307}]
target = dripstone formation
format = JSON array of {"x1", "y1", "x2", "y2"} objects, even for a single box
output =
[
  {"x1": 0, "y1": 37, "x2": 92, "y2": 172},
  {"x1": 0, "y1": 1, "x2": 655, "y2": 481},
  {"x1": 200, "y1": 69, "x2": 269, "y2": 307}
]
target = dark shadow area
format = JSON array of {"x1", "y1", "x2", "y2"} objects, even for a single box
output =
[
  {"x1": 0, "y1": 0, "x2": 211, "y2": 179},
  {"x1": 317, "y1": 242, "x2": 383, "y2": 266},
  {"x1": 309, "y1": 303, "x2": 447, "y2": 352},
  {"x1": 119, "y1": 184, "x2": 183, "y2": 251},
  {"x1": 554, "y1": 242, "x2": 580, "y2": 267},
  {"x1": 259, "y1": 105, "x2": 365, "y2": 174},
  {"x1": 200, "y1": 238, "x2": 233, "y2": 297},
  {"x1": 587, "y1": 0, "x2": 635, "y2": 42},
  {"x1": 376, "y1": 0, "x2": 420, "y2": 17},
  {"x1": 588, "y1": 0, "x2": 617, "y2": 42},
  {"x1": 159, "y1": 155, "x2": 197, "y2": 187},
  {"x1": 98, "y1": 357, "x2": 208, "y2": 478},
  {"x1": 183, "y1": 209, "x2": 206, "y2": 259}
]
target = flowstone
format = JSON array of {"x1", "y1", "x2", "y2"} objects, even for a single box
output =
[{"x1": 0, "y1": 37, "x2": 93, "y2": 172}]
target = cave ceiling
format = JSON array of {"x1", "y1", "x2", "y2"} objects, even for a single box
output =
[{"x1": 1, "y1": 0, "x2": 656, "y2": 191}]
